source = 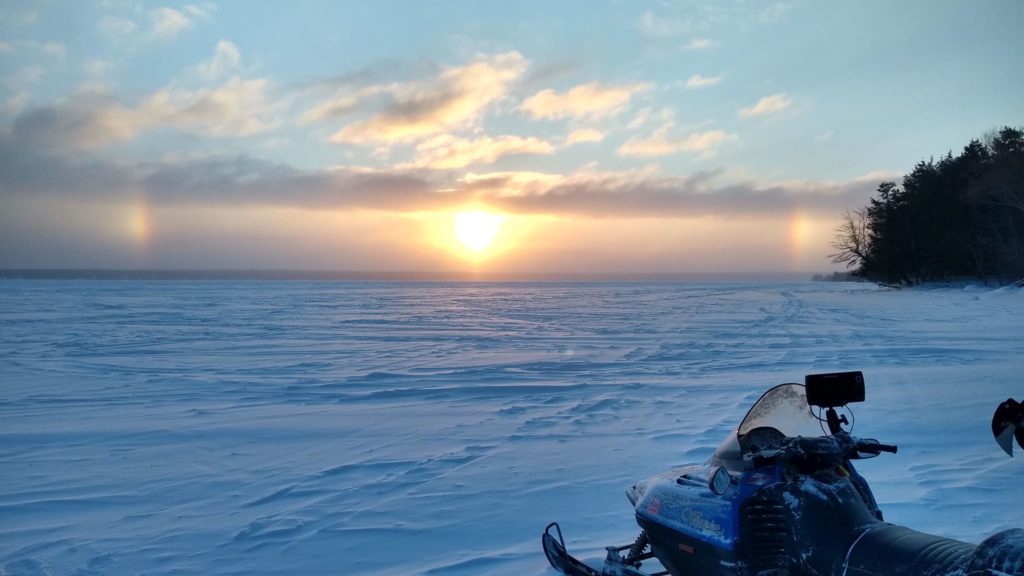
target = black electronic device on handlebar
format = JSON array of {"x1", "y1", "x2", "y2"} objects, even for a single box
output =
[
  {"x1": 806, "y1": 371, "x2": 865, "y2": 408},
  {"x1": 806, "y1": 371, "x2": 866, "y2": 434}
]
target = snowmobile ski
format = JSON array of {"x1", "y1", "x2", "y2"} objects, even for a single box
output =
[{"x1": 542, "y1": 523, "x2": 666, "y2": 576}]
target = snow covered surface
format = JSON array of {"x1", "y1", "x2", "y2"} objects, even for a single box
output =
[{"x1": 1, "y1": 280, "x2": 1021, "y2": 575}]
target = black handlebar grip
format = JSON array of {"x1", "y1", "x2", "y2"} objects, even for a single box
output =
[{"x1": 875, "y1": 443, "x2": 898, "y2": 454}]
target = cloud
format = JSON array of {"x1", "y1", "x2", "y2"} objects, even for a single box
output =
[
  {"x1": 0, "y1": 8, "x2": 37, "y2": 27},
  {"x1": 684, "y1": 38, "x2": 717, "y2": 50},
  {"x1": 85, "y1": 59, "x2": 113, "y2": 79},
  {"x1": 522, "y1": 60, "x2": 578, "y2": 87},
  {"x1": 4, "y1": 66, "x2": 44, "y2": 91},
  {"x1": 396, "y1": 134, "x2": 556, "y2": 170},
  {"x1": 618, "y1": 128, "x2": 735, "y2": 157},
  {"x1": 2, "y1": 41, "x2": 68, "y2": 58},
  {"x1": 565, "y1": 129, "x2": 606, "y2": 145},
  {"x1": 11, "y1": 77, "x2": 280, "y2": 150},
  {"x1": 317, "y1": 52, "x2": 527, "y2": 145},
  {"x1": 98, "y1": 15, "x2": 138, "y2": 36},
  {"x1": 150, "y1": 7, "x2": 193, "y2": 39},
  {"x1": 299, "y1": 85, "x2": 385, "y2": 124},
  {"x1": 461, "y1": 170, "x2": 564, "y2": 194},
  {"x1": 2, "y1": 92, "x2": 30, "y2": 117},
  {"x1": 627, "y1": 107, "x2": 654, "y2": 130},
  {"x1": 760, "y1": 2, "x2": 795, "y2": 23},
  {"x1": 183, "y1": 3, "x2": 216, "y2": 22},
  {"x1": 521, "y1": 82, "x2": 650, "y2": 121},
  {"x1": 636, "y1": 10, "x2": 690, "y2": 37},
  {"x1": 0, "y1": 131, "x2": 884, "y2": 220},
  {"x1": 684, "y1": 74, "x2": 721, "y2": 89},
  {"x1": 12, "y1": 91, "x2": 140, "y2": 149},
  {"x1": 157, "y1": 77, "x2": 280, "y2": 137},
  {"x1": 738, "y1": 92, "x2": 792, "y2": 118},
  {"x1": 641, "y1": 3, "x2": 793, "y2": 42},
  {"x1": 99, "y1": 5, "x2": 212, "y2": 42},
  {"x1": 467, "y1": 168, "x2": 884, "y2": 218},
  {"x1": 195, "y1": 40, "x2": 241, "y2": 81},
  {"x1": 138, "y1": 160, "x2": 435, "y2": 210},
  {"x1": 0, "y1": 137, "x2": 437, "y2": 213},
  {"x1": 40, "y1": 42, "x2": 67, "y2": 58}
]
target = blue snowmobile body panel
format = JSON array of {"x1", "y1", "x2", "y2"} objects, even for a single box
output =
[{"x1": 631, "y1": 463, "x2": 785, "y2": 575}]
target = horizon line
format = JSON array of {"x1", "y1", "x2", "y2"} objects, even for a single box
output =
[{"x1": 0, "y1": 268, "x2": 821, "y2": 282}]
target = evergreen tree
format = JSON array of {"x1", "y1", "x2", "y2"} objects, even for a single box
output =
[{"x1": 833, "y1": 126, "x2": 1024, "y2": 285}]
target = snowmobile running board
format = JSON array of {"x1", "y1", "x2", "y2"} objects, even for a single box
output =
[{"x1": 542, "y1": 523, "x2": 668, "y2": 576}]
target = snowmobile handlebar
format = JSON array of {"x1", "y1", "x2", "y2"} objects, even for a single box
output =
[
  {"x1": 856, "y1": 439, "x2": 898, "y2": 455},
  {"x1": 748, "y1": 433, "x2": 897, "y2": 468}
]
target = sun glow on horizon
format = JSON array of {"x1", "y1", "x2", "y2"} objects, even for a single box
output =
[
  {"x1": 453, "y1": 210, "x2": 503, "y2": 253},
  {"x1": 128, "y1": 200, "x2": 152, "y2": 251}
]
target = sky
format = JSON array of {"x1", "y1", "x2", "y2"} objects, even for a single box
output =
[{"x1": 0, "y1": 1, "x2": 1022, "y2": 275}]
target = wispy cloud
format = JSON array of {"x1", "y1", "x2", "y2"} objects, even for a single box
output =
[
  {"x1": 521, "y1": 82, "x2": 649, "y2": 121},
  {"x1": 627, "y1": 107, "x2": 655, "y2": 131},
  {"x1": 4, "y1": 66, "x2": 44, "y2": 91},
  {"x1": 618, "y1": 128, "x2": 734, "y2": 157},
  {"x1": 738, "y1": 92, "x2": 792, "y2": 118},
  {"x1": 98, "y1": 15, "x2": 138, "y2": 37},
  {"x1": 194, "y1": 40, "x2": 241, "y2": 81},
  {"x1": 683, "y1": 38, "x2": 717, "y2": 51},
  {"x1": 759, "y1": 2, "x2": 795, "y2": 23},
  {"x1": 39, "y1": 42, "x2": 66, "y2": 58},
  {"x1": 299, "y1": 85, "x2": 385, "y2": 125},
  {"x1": 636, "y1": 10, "x2": 690, "y2": 37},
  {"x1": 98, "y1": 5, "x2": 213, "y2": 42},
  {"x1": 84, "y1": 59, "x2": 113, "y2": 80},
  {"x1": 565, "y1": 129, "x2": 606, "y2": 145},
  {"x1": 1, "y1": 135, "x2": 883, "y2": 219},
  {"x1": 314, "y1": 52, "x2": 527, "y2": 145},
  {"x1": 684, "y1": 74, "x2": 721, "y2": 89},
  {"x1": 11, "y1": 77, "x2": 280, "y2": 150},
  {"x1": 149, "y1": 7, "x2": 194, "y2": 39},
  {"x1": 0, "y1": 8, "x2": 38, "y2": 27},
  {"x1": 467, "y1": 168, "x2": 883, "y2": 218},
  {"x1": 640, "y1": 2, "x2": 794, "y2": 42},
  {"x1": 397, "y1": 134, "x2": 556, "y2": 170},
  {"x1": 183, "y1": 4, "x2": 216, "y2": 23},
  {"x1": 3, "y1": 41, "x2": 68, "y2": 58},
  {"x1": 2, "y1": 92, "x2": 30, "y2": 117}
]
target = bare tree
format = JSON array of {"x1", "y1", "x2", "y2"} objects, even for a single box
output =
[{"x1": 829, "y1": 208, "x2": 869, "y2": 269}]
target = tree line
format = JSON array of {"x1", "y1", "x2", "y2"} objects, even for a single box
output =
[{"x1": 831, "y1": 127, "x2": 1024, "y2": 285}]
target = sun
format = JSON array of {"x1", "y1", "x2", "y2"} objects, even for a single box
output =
[{"x1": 453, "y1": 211, "x2": 503, "y2": 253}]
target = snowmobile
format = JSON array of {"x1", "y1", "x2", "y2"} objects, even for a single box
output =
[{"x1": 542, "y1": 371, "x2": 1024, "y2": 576}]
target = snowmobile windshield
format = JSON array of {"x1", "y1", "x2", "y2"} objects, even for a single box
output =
[
  {"x1": 737, "y1": 383, "x2": 821, "y2": 438},
  {"x1": 711, "y1": 384, "x2": 823, "y2": 467}
]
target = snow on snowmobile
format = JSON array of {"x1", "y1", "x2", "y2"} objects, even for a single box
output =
[{"x1": 542, "y1": 371, "x2": 1024, "y2": 576}]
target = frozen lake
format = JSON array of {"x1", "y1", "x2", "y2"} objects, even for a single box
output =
[{"x1": 1, "y1": 280, "x2": 1022, "y2": 575}]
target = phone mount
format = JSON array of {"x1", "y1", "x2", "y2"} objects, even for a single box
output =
[{"x1": 806, "y1": 371, "x2": 866, "y2": 435}]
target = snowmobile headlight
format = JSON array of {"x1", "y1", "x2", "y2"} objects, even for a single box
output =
[{"x1": 709, "y1": 465, "x2": 731, "y2": 495}]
